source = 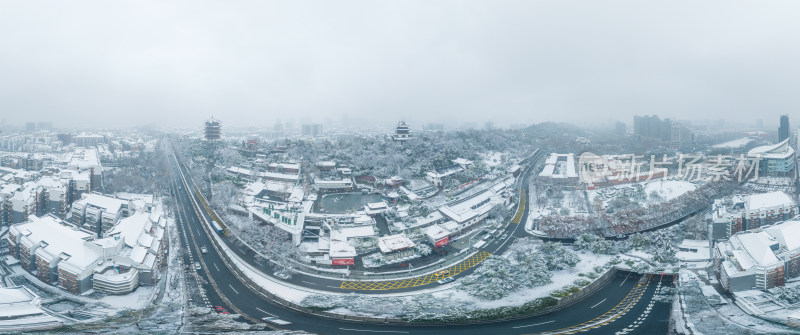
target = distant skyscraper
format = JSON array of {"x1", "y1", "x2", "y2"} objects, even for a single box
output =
[
  {"x1": 633, "y1": 115, "x2": 670, "y2": 141},
  {"x1": 36, "y1": 121, "x2": 52, "y2": 131},
  {"x1": 25, "y1": 122, "x2": 36, "y2": 132},
  {"x1": 301, "y1": 124, "x2": 322, "y2": 137},
  {"x1": 779, "y1": 115, "x2": 790, "y2": 142},
  {"x1": 632, "y1": 115, "x2": 692, "y2": 147},
  {"x1": 204, "y1": 117, "x2": 222, "y2": 140},
  {"x1": 615, "y1": 121, "x2": 626, "y2": 136}
]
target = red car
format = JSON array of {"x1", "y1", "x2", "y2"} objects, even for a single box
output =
[{"x1": 214, "y1": 306, "x2": 230, "y2": 314}]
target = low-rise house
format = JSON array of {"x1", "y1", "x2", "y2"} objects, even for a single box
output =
[{"x1": 378, "y1": 234, "x2": 415, "y2": 260}]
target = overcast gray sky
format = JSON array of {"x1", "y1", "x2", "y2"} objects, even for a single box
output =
[{"x1": 1, "y1": 1, "x2": 799, "y2": 129}]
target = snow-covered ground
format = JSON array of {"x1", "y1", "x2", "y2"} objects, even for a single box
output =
[
  {"x1": 298, "y1": 249, "x2": 650, "y2": 320},
  {"x1": 96, "y1": 286, "x2": 156, "y2": 310},
  {"x1": 483, "y1": 151, "x2": 504, "y2": 168},
  {"x1": 643, "y1": 179, "x2": 697, "y2": 201},
  {"x1": 587, "y1": 179, "x2": 697, "y2": 210},
  {"x1": 679, "y1": 269, "x2": 800, "y2": 334},
  {"x1": 711, "y1": 137, "x2": 754, "y2": 149},
  {"x1": 453, "y1": 252, "x2": 615, "y2": 310},
  {"x1": 677, "y1": 239, "x2": 711, "y2": 263}
]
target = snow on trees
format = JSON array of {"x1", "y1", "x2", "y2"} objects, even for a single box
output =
[
  {"x1": 539, "y1": 242, "x2": 580, "y2": 270},
  {"x1": 538, "y1": 180, "x2": 738, "y2": 238},
  {"x1": 414, "y1": 243, "x2": 433, "y2": 257},
  {"x1": 459, "y1": 238, "x2": 553, "y2": 300}
]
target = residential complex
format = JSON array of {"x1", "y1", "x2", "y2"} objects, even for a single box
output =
[
  {"x1": 711, "y1": 191, "x2": 797, "y2": 240},
  {"x1": 7, "y1": 201, "x2": 166, "y2": 295},
  {"x1": 715, "y1": 220, "x2": 800, "y2": 292}
]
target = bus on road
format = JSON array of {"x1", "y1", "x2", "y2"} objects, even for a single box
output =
[{"x1": 212, "y1": 221, "x2": 224, "y2": 234}]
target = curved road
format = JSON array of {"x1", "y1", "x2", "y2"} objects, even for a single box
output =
[
  {"x1": 177, "y1": 148, "x2": 543, "y2": 294},
  {"x1": 169, "y1": 146, "x2": 674, "y2": 334}
]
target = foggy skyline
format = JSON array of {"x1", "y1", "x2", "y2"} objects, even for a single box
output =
[{"x1": 2, "y1": 1, "x2": 800, "y2": 129}]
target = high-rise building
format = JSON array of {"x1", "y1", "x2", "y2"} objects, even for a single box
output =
[
  {"x1": 633, "y1": 115, "x2": 693, "y2": 147},
  {"x1": 204, "y1": 118, "x2": 222, "y2": 140},
  {"x1": 633, "y1": 115, "x2": 671, "y2": 141},
  {"x1": 614, "y1": 122, "x2": 626, "y2": 136},
  {"x1": 25, "y1": 122, "x2": 36, "y2": 132},
  {"x1": 301, "y1": 124, "x2": 322, "y2": 137},
  {"x1": 779, "y1": 115, "x2": 790, "y2": 142},
  {"x1": 36, "y1": 122, "x2": 52, "y2": 131}
]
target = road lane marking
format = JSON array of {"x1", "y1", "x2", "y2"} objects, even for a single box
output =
[
  {"x1": 340, "y1": 251, "x2": 490, "y2": 291},
  {"x1": 214, "y1": 263, "x2": 220, "y2": 272},
  {"x1": 301, "y1": 280, "x2": 317, "y2": 285},
  {"x1": 512, "y1": 320, "x2": 555, "y2": 329},
  {"x1": 620, "y1": 272, "x2": 631, "y2": 286},
  {"x1": 338, "y1": 329, "x2": 409, "y2": 334},
  {"x1": 591, "y1": 298, "x2": 607, "y2": 309},
  {"x1": 256, "y1": 307, "x2": 275, "y2": 317},
  {"x1": 228, "y1": 284, "x2": 239, "y2": 295}
]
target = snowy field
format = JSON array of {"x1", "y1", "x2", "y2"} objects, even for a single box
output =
[
  {"x1": 643, "y1": 179, "x2": 697, "y2": 201},
  {"x1": 711, "y1": 137, "x2": 754, "y2": 149},
  {"x1": 482, "y1": 151, "x2": 504, "y2": 168},
  {"x1": 588, "y1": 179, "x2": 697, "y2": 209},
  {"x1": 678, "y1": 269, "x2": 800, "y2": 334}
]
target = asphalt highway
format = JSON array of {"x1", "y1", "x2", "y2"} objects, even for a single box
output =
[
  {"x1": 174, "y1": 148, "x2": 542, "y2": 295},
  {"x1": 167, "y1": 146, "x2": 674, "y2": 334}
]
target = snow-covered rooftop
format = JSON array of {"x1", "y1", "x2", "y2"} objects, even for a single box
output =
[
  {"x1": 330, "y1": 225, "x2": 375, "y2": 242},
  {"x1": 745, "y1": 191, "x2": 794, "y2": 211},
  {"x1": 733, "y1": 232, "x2": 780, "y2": 267},
  {"x1": 0, "y1": 286, "x2": 35, "y2": 305},
  {"x1": 270, "y1": 162, "x2": 301, "y2": 171},
  {"x1": 378, "y1": 234, "x2": 415, "y2": 253},
  {"x1": 424, "y1": 224, "x2": 451, "y2": 241},
  {"x1": 329, "y1": 241, "x2": 356, "y2": 258},
  {"x1": 17, "y1": 216, "x2": 100, "y2": 269},
  {"x1": 747, "y1": 139, "x2": 794, "y2": 160},
  {"x1": 438, "y1": 189, "x2": 498, "y2": 223},
  {"x1": 75, "y1": 193, "x2": 128, "y2": 214},
  {"x1": 315, "y1": 161, "x2": 336, "y2": 168},
  {"x1": 67, "y1": 148, "x2": 102, "y2": 170},
  {"x1": 538, "y1": 153, "x2": 578, "y2": 179},
  {"x1": 260, "y1": 171, "x2": 300, "y2": 181},
  {"x1": 765, "y1": 220, "x2": 800, "y2": 252},
  {"x1": 108, "y1": 212, "x2": 151, "y2": 248}
]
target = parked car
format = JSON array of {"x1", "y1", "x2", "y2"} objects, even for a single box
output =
[
  {"x1": 194, "y1": 262, "x2": 202, "y2": 270},
  {"x1": 214, "y1": 306, "x2": 229, "y2": 314}
]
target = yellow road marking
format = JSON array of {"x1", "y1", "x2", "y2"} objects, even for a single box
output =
[
  {"x1": 529, "y1": 276, "x2": 652, "y2": 335},
  {"x1": 340, "y1": 251, "x2": 491, "y2": 290},
  {"x1": 512, "y1": 189, "x2": 526, "y2": 223},
  {"x1": 195, "y1": 187, "x2": 230, "y2": 236}
]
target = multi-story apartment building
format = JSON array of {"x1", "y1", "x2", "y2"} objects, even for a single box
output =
[
  {"x1": 715, "y1": 220, "x2": 800, "y2": 292},
  {"x1": 712, "y1": 191, "x2": 797, "y2": 240}
]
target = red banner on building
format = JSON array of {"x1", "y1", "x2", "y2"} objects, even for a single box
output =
[
  {"x1": 435, "y1": 237, "x2": 450, "y2": 248},
  {"x1": 332, "y1": 258, "x2": 354, "y2": 266}
]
